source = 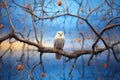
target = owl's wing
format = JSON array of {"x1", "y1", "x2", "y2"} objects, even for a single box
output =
[
  {"x1": 54, "y1": 38, "x2": 57, "y2": 48},
  {"x1": 62, "y1": 39, "x2": 65, "y2": 47},
  {"x1": 61, "y1": 39, "x2": 65, "y2": 49}
]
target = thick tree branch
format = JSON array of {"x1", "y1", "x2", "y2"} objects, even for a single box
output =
[
  {"x1": 1, "y1": 31, "x2": 120, "y2": 62},
  {"x1": 12, "y1": 34, "x2": 40, "y2": 48},
  {"x1": 0, "y1": 32, "x2": 13, "y2": 43}
]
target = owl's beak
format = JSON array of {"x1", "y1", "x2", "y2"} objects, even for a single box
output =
[{"x1": 60, "y1": 34, "x2": 62, "y2": 36}]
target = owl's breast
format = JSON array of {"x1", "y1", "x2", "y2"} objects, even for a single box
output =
[{"x1": 54, "y1": 38, "x2": 65, "y2": 49}]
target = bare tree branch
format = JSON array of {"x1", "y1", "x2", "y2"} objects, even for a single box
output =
[
  {"x1": 4, "y1": 0, "x2": 14, "y2": 32},
  {"x1": 85, "y1": 0, "x2": 105, "y2": 19}
]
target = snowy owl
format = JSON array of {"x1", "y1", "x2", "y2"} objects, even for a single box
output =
[{"x1": 54, "y1": 31, "x2": 65, "y2": 60}]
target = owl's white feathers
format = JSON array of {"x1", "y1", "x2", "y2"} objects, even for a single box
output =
[{"x1": 54, "y1": 31, "x2": 65, "y2": 60}]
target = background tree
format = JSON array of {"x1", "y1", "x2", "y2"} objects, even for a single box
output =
[{"x1": 0, "y1": 0, "x2": 120, "y2": 80}]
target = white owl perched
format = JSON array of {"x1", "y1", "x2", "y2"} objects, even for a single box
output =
[{"x1": 54, "y1": 31, "x2": 65, "y2": 60}]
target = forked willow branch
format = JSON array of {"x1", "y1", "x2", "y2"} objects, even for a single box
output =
[
  {"x1": 28, "y1": 52, "x2": 44, "y2": 80},
  {"x1": 29, "y1": 62, "x2": 40, "y2": 80},
  {"x1": 80, "y1": 33, "x2": 85, "y2": 50},
  {"x1": 85, "y1": 18, "x2": 109, "y2": 65},
  {"x1": 91, "y1": 23, "x2": 120, "y2": 59},
  {"x1": 85, "y1": 0, "x2": 105, "y2": 19},
  {"x1": 40, "y1": 52, "x2": 45, "y2": 72},
  {"x1": 105, "y1": 16, "x2": 120, "y2": 26},
  {"x1": 32, "y1": 14, "x2": 39, "y2": 43},
  {"x1": 4, "y1": 0, "x2": 14, "y2": 32},
  {"x1": 69, "y1": 58, "x2": 77, "y2": 75},
  {"x1": 88, "y1": 23, "x2": 120, "y2": 65},
  {"x1": 94, "y1": 23, "x2": 120, "y2": 47},
  {"x1": 85, "y1": 19, "x2": 108, "y2": 49},
  {"x1": 0, "y1": 47, "x2": 10, "y2": 60},
  {"x1": 18, "y1": 43, "x2": 25, "y2": 62}
]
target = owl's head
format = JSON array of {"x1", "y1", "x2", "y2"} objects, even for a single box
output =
[{"x1": 56, "y1": 31, "x2": 64, "y2": 37}]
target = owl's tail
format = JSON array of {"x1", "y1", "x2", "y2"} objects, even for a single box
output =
[{"x1": 56, "y1": 54, "x2": 61, "y2": 60}]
